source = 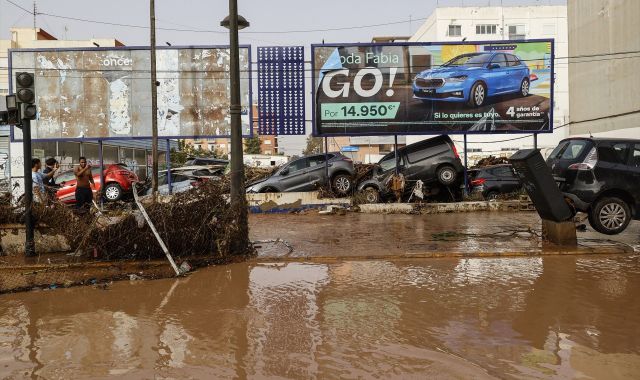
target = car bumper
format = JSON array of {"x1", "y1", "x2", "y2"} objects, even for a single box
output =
[{"x1": 412, "y1": 82, "x2": 468, "y2": 102}]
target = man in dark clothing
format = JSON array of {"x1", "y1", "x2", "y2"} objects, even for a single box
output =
[
  {"x1": 42, "y1": 157, "x2": 60, "y2": 188},
  {"x1": 74, "y1": 157, "x2": 95, "y2": 211}
]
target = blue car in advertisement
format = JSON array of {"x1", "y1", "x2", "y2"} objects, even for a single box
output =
[{"x1": 413, "y1": 52, "x2": 532, "y2": 107}]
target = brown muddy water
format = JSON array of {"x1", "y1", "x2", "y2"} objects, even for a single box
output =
[{"x1": 2, "y1": 255, "x2": 640, "y2": 379}]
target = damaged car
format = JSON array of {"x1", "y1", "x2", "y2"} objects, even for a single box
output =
[
  {"x1": 246, "y1": 153, "x2": 355, "y2": 195},
  {"x1": 357, "y1": 135, "x2": 464, "y2": 203}
]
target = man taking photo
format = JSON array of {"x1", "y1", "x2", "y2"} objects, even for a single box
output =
[{"x1": 74, "y1": 157, "x2": 94, "y2": 211}]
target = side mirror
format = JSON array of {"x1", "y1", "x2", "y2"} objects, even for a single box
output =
[
  {"x1": 488, "y1": 63, "x2": 500, "y2": 70},
  {"x1": 280, "y1": 168, "x2": 289, "y2": 176}
]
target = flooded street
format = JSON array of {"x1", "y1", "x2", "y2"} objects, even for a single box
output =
[{"x1": 1, "y1": 214, "x2": 640, "y2": 379}]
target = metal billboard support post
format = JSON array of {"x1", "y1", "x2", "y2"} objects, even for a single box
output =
[
  {"x1": 533, "y1": 133, "x2": 538, "y2": 150},
  {"x1": 394, "y1": 135, "x2": 399, "y2": 174},
  {"x1": 166, "y1": 139, "x2": 172, "y2": 194},
  {"x1": 463, "y1": 134, "x2": 468, "y2": 196},
  {"x1": 98, "y1": 140, "x2": 104, "y2": 207},
  {"x1": 22, "y1": 118, "x2": 35, "y2": 257},
  {"x1": 150, "y1": 0, "x2": 159, "y2": 196},
  {"x1": 324, "y1": 137, "x2": 329, "y2": 183}
]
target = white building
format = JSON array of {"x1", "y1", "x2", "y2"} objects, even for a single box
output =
[
  {"x1": 567, "y1": 0, "x2": 640, "y2": 139},
  {"x1": 408, "y1": 5, "x2": 569, "y2": 162}
]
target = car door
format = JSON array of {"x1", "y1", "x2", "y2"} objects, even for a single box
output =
[
  {"x1": 629, "y1": 143, "x2": 640, "y2": 216},
  {"x1": 495, "y1": 166, "x2": 520, "y2": 193},
  {"x1": 55, "y1": 170, "x2": 78, "y2": 203},
  {"x1": 305, "y1": 154, "x2": 329, "y2": 188},
  {"x1": 506, "y1": 54, "x2": 527, "y2": 92},
  {"x1": 485, "y1": 53, "x2": 509, "y2": 95},
  {"x1": 595, "y1": 142, "x2": 631, "y2": 193},
  {"x1": 276, "y1": 157, "x2": 310, "y2": 192},
  {"x1": 403, "y1": 138, "x2": 449, "y2": 182}
]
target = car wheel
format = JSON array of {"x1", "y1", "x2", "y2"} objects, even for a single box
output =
[
  {"x1": 436, "y1": 165, "x2": 457, "y2": 186},
  {"x1": 485, "y1": 191, "x2": 499, "y2": 200},
  {"x1": 332, "y1": 174, "x2": 353, "y2": 195},
  {"x1": 261, "y1": 187, "x2": 277, "y2": 193},
  {"x1": 520, "y1": 78, "x2": 530, "y2": 97},
  {"x1": 588, "y1": 196, "x2": 631, "y2": 235},
  {"x1": 467, "y1": 82, "x2": 486, "y2": 107},
  {"x1": 104, "y1": 183, "x2": 122, "y2": 202},
  {"x1": 363, "y1": 187, "x2": 380, "y2": 203}
]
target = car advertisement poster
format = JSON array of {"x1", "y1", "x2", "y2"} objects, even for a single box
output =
[{"x1": 312, "y1": 40, "x2": 554, "y2": 136}]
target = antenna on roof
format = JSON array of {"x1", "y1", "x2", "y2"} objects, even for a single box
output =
[
  {"x1": 33, "y1": 1, "x2": 37, "y2": 30},
  {"x1": 589, "y1": 131, "x2": 593, "y2": 138}
]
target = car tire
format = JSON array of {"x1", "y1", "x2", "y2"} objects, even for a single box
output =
[
  {"x1": 104, "y1": 183, "x2": 122, "y2": 202},
  {"x1": 485, "y1": 191, "x2": 499, "y2": 200},
  {"x1": 588, "y1": 196, "x2": 631, "y2": 235},
  {"x1": 332, "y1": 174, "x2": 353, "y2": 195},
  {"x1": 520, "y1": 78, "x2": 530, "y2": 97},
  {"x1": 467, "y1": 82, "x2": 486, "y2": 107},
  {"x1": 436, "y1": 165, "x2": 457, "y2": 186},
  {"x1": 362, "y1": 187, "x2": 380, "y2": 203}
]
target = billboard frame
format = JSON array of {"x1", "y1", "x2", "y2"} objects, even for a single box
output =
[
  {"x1": 311, "y1": 38, "x2": 555, "y2": 137},
  {"x1": 8, "y1": 44, "x2": 253, "y2": 142}
]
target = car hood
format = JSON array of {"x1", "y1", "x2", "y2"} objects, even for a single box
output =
[
  {"x1": 246, "y1": 177, "x2": 269, "y2": 188},
  {"x1": 417, "y1": 66, "x2": 484, "y2": 78}
]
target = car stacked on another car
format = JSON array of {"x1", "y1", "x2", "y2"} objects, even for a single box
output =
[
  {"x1": 145, "y1": 165, "x2": 224, "y2": 196},
  {"x1": 547, "y1": 137, "x2": 640, "y2": 234},
  {"x1": 357, "y1": 135, "x2": 464, "y2": 203},
  {"x1": 468, "y1": 164, "x2": 522, "y2": 200},
  {"x1": 54, "y1": 163, "x2": 139, "y2": 204},
  {"x1": 412, "y1": 52, "x2": 533, "y2": 107},
  {"x1": 246, "y1": 153, "x2": 355, "y2": 195}
]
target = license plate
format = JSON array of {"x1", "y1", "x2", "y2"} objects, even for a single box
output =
[{"x1": 422, "y1": 89, "x2": 435, "y2": 95}]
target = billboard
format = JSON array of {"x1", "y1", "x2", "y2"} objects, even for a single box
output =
[
  {"x1": 9, "y1": 46, "x2": 252, "y2": 141},
  {"x1": 312, "y1": 40, "x2": 554, "y2": 136},
  {"x1": 257, "y1": 46, "x2": 305, "y2": 135}
]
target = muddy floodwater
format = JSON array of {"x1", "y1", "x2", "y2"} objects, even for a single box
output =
[{"x1": 1, "y1": 214, "x2": 640, "y2": 379}]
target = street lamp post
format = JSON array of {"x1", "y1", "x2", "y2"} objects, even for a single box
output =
[{"x1": 221, "y1": 0, "x2": 250, "y2": 255}]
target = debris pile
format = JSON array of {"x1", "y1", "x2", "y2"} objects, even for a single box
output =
[
  {"x1": 473, "y1": 155, "x2": 510, "y2": 167},
  {"x1": 11, "y1": 180, "x2": 253, "y2": 260}
]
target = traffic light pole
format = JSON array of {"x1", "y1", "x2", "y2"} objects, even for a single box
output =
[{"x1": 22, "y1": 118, "x2": 35, "y2": 257}]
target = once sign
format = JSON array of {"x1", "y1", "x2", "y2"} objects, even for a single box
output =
[{"x1": 10, "y1": 46, "x2": 252, "y2": 141}]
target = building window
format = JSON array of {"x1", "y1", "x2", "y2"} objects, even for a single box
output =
[
  {"x1": 501, "y1": 147, "x2": 518, "y2": 151},
  {"x1": 264, "y1": 140, "x2": 271, "y2": 145},
  {"x1": 467, "y1": 148, "x2": 483, "y2": 153},
  {"x1": 448, "y1": 25, "x2": 462, "y2": 37},
  {"x1": 508, "y1": 25, "x2": 526, "y2": 40},
  {"x1": 264, "y1": 150, "x2": 272, "y2": 155},
  {"x1": 475, "y1": 24, "x2": 497, "y2": 35}
]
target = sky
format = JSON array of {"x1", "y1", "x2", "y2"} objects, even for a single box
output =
[{"x1": 0, "y1": 0, "x2": 565, "y2": 154}]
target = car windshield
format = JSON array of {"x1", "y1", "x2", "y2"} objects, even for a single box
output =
[
  {"x1": 443, "y1": 54, "x2": 492, "y2": 67},
  {"x1": 378, "y1": 154, "x2": 397, "y2": 172}
]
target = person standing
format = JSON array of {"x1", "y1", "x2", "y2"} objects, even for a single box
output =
[
  {"x1": 31, "y1": 158, "x2": 46, "y2": 202},
  {"x1": 43, "y1": 157, "x2": 60, "y2": 188},
  {"x1": 74, "y1": 157, "x2": 95, "y2": 211}
]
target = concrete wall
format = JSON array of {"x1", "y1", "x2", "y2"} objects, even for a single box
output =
[{"x1": 568, "y1": 0, "x2": 640, "y2": 137}]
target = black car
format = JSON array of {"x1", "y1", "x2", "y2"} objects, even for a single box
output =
[
  {"x1": 468, "y1": 164, "x2": 522, "y2": 200},
  {"x1": 547, "y1": 137, "x2": 640, "y2": 235},
  {"x1": 246, "y1": 153, "x2": 355, "y2": 195},
  {"x1": 357, "y1": 135, "x2": 464, "y2": 203}
]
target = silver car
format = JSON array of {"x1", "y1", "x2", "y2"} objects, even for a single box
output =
[{"x1": 246, "y1": 153, "x2": 355, "y2": 195}]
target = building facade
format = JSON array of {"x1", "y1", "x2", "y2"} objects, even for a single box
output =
[
  {"x1": 407, "y1": 5, "x2": 569, "y2": 161},
  {"x1": 567, "y1": 0, "x2": 640, "y2": 138}
]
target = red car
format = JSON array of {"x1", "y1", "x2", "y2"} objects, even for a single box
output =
[{"x1": 54, "y1": 164, "x2": 139, "y2": 204}]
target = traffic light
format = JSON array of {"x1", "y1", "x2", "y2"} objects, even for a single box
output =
[{"x1": 15, "y1": 72, "x2": 37, "y2": 120}]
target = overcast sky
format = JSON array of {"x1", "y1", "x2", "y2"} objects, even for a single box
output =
[{"x1": 0, "y1": 0, "x2": 565, "y2": 154}]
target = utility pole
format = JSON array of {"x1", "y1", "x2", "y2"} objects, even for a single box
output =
[
  {"x1": 150, "y1": 0, "x2": 159, "y2": 195},
  {"x1": 22, "y1": 118, "x2": 35, "y2": 257},
  {"x1": 223, "y1": 0, "x2": 250, "y2": 255}
]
